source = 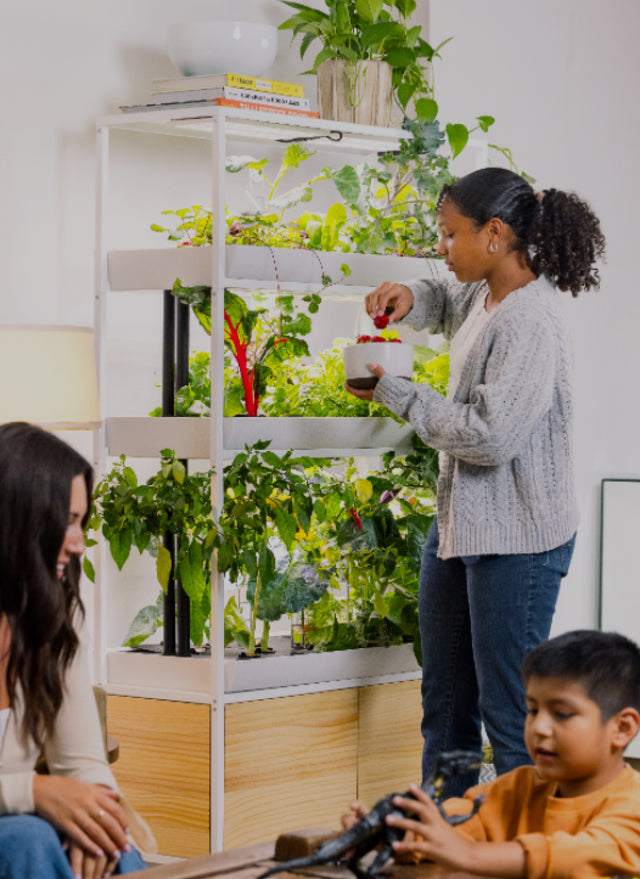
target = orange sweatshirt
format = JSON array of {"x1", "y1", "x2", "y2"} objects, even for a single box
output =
[{"x1": 443, "y1": 763, "x2": 640, "y2": 878}]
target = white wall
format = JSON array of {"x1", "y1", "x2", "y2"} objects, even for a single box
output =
[
  {"x1": 429, "y1": 0, "x2": 640, "y2": 634},
  {"x1": 1, "y1": 0, "x2": 637, "y2": 638}
]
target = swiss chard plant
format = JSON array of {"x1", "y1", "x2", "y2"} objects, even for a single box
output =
[
  {"x1": 151, "y1": 336, "x2": 448, "y2": 421},
  {"x1": 169, "y1": 283, "x2": 318, "y2": 417}
]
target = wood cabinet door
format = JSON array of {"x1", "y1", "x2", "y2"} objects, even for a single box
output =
[
  {"x1": 107, "y1": 695, "x2": 210, "y2": 858},
  {"x1": 224, "y1": 689, "x2": 358, "y2": 848}
]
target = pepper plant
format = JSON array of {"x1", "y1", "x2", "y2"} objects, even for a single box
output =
[
  {"x1": 293, "y1": 441, "x2": 437, "y2": 661},
  {"x1": 89, "y1": 450, "x2": 216, "y2": 648},
  {"x1": 217, "y1": 442, "x2": 334, "y2": 654}
]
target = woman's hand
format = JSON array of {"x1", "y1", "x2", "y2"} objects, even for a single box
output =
[
  {"x1": 33, "y1": 775, "x2": 130, "y2": 862},
  {"x1": 345, "y1": 363, "x2": 386, "y2": 401},
  {"x1": 67, "y1": 840, "x2": 120, "y2": 879},
  {"x1": 365, "y1": 282, "x2": 414, "y2": 323}
]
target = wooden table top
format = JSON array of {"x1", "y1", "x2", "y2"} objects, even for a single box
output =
[{"x1": 125, "y1": 841, "x2": 495, "y2": 879}]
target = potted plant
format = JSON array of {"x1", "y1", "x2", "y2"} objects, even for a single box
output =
[{"x1": 279, "y1": 0, "x2": 455, "y2": 128}]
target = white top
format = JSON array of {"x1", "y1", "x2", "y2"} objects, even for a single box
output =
[
  {"x1": 0, "y1": 708, "x2": 9, "y2": 755},
  {"x1": 448, "y1": 290, "x2": 491, "y2": 397}
]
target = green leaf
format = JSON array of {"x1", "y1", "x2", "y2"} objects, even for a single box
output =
[
  {"x1": 274, "y1": 507, "x2": 299, "y2": 551},
  {"x1": 156, "y1": 544, "x2": 173, "y2": 591},
  {"x1": 172, "y1": 460, "x2": 186, "y2": 485},
  {"x1": 415, "y1": 98, "x2": 438, "y2": 124},
  {"x1": 446, "y1": 123, "x2": 469, "y2": 159},
  {"x1": 355, "y1": 0, "x2": 383, "y2": 24},
  {"x1": 82, "y1": 556, "x2": 95, "y2": 583},
  {"x1": 224, "y1": 596, "x2": 250, "y2": 648},
  {"x1": 177, "y1": 541, "x2": 206, "y2": 602},
  {"x1": 384, "y1": 47, "x2": 417, "y2": 67},
  {"x1": 476, "y1": 115, "x2": 495, "y2": 132},
  {"x1": 109, "y1": 530, "x2": 132, "y2": 570},
  {"x1": 373, "y1": 591, "x2": 389, "y2": 617},
  {"x1": 329, "y1": 165, "x2": 361, "y2": 205},
  {"x1": 122, "y1": 605, "x2": 159, "y2": 647}
]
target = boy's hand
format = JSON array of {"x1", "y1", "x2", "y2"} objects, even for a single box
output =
[
  {"x1": 387, "y1": 784, "x2": 526, "y2": 877},
  {"x1": 387, "y1": 784, "x2": 473, "y2": 870},
  {"x1": 340, "y1": 800, "x2": 369, "y2": 831}
]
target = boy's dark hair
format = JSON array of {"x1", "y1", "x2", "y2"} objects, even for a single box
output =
[{"x1": 522, "y1": 629, "x2": 640, "y2": 721}]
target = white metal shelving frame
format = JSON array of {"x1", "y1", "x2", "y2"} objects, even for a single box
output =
[{"x1": 93, "y1": 104, "x2": 486, "y2": 851}]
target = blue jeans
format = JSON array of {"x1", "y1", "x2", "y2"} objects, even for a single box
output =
[
  {"x1": 0, "y1": 815, "x2": 146, "y2": 879},
  {"x1": 419, "y1": 518, "x2": 575, "y2": 797}
]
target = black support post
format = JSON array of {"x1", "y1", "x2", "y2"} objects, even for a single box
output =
[
  {"x1": 162, "y1": 290, "x2": 177, "y2": 656},
  {"x1": 176, "y1": 300, "x2": 191, "y2": 656}
]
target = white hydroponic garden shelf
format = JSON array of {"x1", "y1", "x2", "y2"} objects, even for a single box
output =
[
  {"x1": 107, "y1": 245, "x2": 442, "y2": 295},
  {"x1": 105, "y1": 637, "x2": 420, "y2": 699},
  {"x1": 105, "y1": 416, "x2": 416, "y2": 459}
]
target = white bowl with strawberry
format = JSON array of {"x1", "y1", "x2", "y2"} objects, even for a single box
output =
[{"x1": 344, "y1": 315, "x2": 414, "y2": 390}]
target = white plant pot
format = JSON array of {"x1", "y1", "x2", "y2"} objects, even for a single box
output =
[{"x1": 344, "y1": 341, "x2": 414, "y2": 390}]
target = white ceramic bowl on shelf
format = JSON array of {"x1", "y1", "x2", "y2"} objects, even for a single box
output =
[
  {"x1": 168, "y1": 20, "x2": 279, "y2": 78},
  {"x1": 344, "y1": 341, "x2": 415, "y2": 390}
]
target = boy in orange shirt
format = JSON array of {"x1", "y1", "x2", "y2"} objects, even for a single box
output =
[{"x1": 344, "y1": 630, "x2": 640, "y2": 878}]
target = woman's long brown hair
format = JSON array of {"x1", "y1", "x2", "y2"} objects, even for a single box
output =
[{"x1": 0, "y1": 422, "x2": 92, "y2": 748}]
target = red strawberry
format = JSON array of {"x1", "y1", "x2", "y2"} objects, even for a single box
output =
[
  {"x1": 372, "y1": 335, "x2": 386, "y2": 342},
  {"x1": 356, "y1": 334, "x2": 372, "y2": 343},
  {"x1": 373, "y1": 313, "x2": 390, "y2": 329}
]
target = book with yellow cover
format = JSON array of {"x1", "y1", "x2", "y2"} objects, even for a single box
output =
[{"x1": 152, "y1": 72, "x2": 304, "y2": 98}]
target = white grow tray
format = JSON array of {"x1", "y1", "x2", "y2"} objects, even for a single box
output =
[{"x1": 106, "y1": 637, "x2": 420, "y2": 699}]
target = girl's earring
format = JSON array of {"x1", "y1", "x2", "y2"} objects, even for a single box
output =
[{"x1": 488, "y1": 241, "x2": 498, "y2": 254}]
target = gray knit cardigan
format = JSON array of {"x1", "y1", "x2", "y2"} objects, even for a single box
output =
[{"x1": 373, "y1": 274, "x2": 578, "y2": 559}]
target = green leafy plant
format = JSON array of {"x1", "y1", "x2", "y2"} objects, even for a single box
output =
[
  {"x1": 170, "y1": 284, "x2": 317, "y2": 417},
  {"x1": 279, "y1": 0, "x2": 445, "y2": 123},
  {"x1": 150, "y1": 336, "x2": 447, "y2": 421},
  {"x1": 217, "y1": 442, "x2": 334, "y2": 654},
  {"x1": 90, "y1": 450, "x2": 216, "y2": 648},
  {"x1": 288, "y1": 436, "x2": 440, "y2": 660}
]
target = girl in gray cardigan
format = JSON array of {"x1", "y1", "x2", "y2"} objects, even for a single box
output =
[{"x1": 347, "y1": 167, "x2": 606, "y2": 795}]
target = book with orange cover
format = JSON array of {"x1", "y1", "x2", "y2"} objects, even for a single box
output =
[{"x1": 212, "y1": 98, "x2": 319, "y2": 118}]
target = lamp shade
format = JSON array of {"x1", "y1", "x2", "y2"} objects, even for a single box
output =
[{"x1": 0, "y1": 325, "x2": 100, "y2": 429}]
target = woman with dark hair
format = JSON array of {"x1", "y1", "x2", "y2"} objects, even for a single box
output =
[
  {"x1": 346, "y1": 167, "x2": 606, "y2": 795},
  {"x1": 0, "y1": 422, "x2": 151, "y2": 877}
]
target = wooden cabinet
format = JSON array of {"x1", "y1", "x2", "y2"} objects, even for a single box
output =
[
  {"x1": 108, "y1": 696, "x2": 210, "y2": 858},
  {"x1": 108, "y1": 678, "x2": 422, "y2": 857}
]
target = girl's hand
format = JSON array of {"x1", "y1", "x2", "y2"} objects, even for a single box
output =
[
  {"x1": 365, "y1": 282, "x2": 414, "y2": 324},
  {"x1": 33, "y1": 775, "x2": 129, "y2": 862},
  {"x1": 345, "y1": 363, "x2": 386, "y2": 401}
]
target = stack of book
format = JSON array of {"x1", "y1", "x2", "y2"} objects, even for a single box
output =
[{"x1": 121, "y1": 72, "x2": 318, "y2": 118}]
